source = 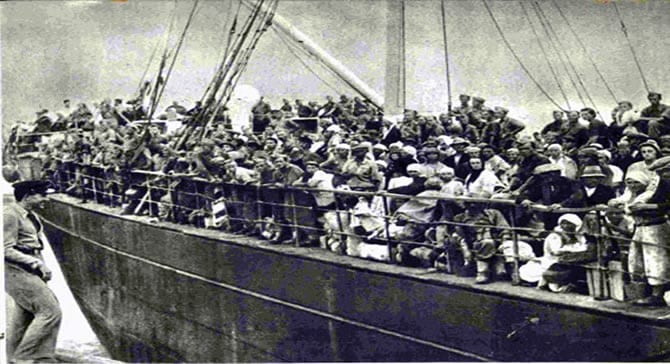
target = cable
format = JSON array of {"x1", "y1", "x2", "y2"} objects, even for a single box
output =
[
  {"x1": 519, "y1": 1, "x2": 570, "y2": 110},
  {"x1": 481, "y1": 0, "x2": 565, "y2": 111},
  {"x1": 534, "y1": 1, "x2": 605, "y2": 121},
  {"x1": 551, "y1": 0, "x2": 618, "y2": 104},
  {"x1": 612, "y1": 1, "x2": 650, "y2": 93},
  {"x1": 531, "y1": 1, "x2": 585, "y2": 109},
  {"x1": 272, "y1": 28, "x2": 342, "y2": 95}
]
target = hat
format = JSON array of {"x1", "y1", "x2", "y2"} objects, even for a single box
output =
[
  {"x1": 547, "y1": 143, "x2": 562, "y2": 152},
  {"x1": 352, "y1": 142, "x2": 370, "y2": 152},
  {"x1": 459, "y1": 94, "x2": 471, "y2": 99},
  {"x1": 464, "y1": 146, "x2": 481, "y2": 154},
  {"x1": 580, "y1": 165, "x2": 605, "y2": 178},
  {"x1": 210, "y1": 156, "x2": 228, "y2": 166},
  {"x1": 373, "y1": 143, "x2": 388, "y2": 151},
  {"x1": 406, "y1": 163, "x2": 423, "y2": 173},
  {"x1": 472, "y1": 96, "x2": 485, "y2": 103},
  {"x1": 648, "y1": 92, "x2": 662, "y2": 98},
  {"x1": 451, "y1": 137, "x2": 469, "y2": 146},
  {"x1": 649, "y1": 156, "x2": 670, "y2": 172},
  {"x1": 402, "y1": 145, "x2": 417, "y2": 157},
  {"x1": 335, "y1": 143, "x2": 351, "y2": 150},
  {"x1": 532, "y1": 163, "x2": 561, "y2": 175},
  {"x1": 494, "y1": 106, "x2": 509, "y2": 114},
  {"x1": 639, "y1": 140, "x2": 661, "y2": 154},
  {"x1": 597, "y1": 150, "x2": 612, "y2": 161},
  {"x1": 13, "y1": 180, "x2": 51, "y2": 201},
  {"x1": 305, "y1": 159, "x2": 320, "y2": 166},
  {"x1": 389, "y1": 141, "x2": 404, "y2": 150}
]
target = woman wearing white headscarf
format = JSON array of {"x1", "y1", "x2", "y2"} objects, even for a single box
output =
[{"x1": 520, "y1": 213, "x2": 593, "y2": 292}]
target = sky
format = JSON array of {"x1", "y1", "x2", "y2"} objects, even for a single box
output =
[{"x1": 1, "y1": 0, "x2": 669, "y2": 138}]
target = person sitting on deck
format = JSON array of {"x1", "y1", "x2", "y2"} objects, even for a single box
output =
[
  {"x1": 451, "y1": 191, "x2": 512, "y2": 284},
  {"x1": 519, "y1": 213, "x2": 595, "y2": 293}
]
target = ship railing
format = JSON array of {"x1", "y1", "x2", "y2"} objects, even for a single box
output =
[{"x1": 47, "y1": 164, "x2": 667, "y2": 299}]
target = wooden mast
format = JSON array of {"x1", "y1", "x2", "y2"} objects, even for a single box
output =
[
  {"x1": 240, "y1": 0, "x2": 384, "y2": 109},
  {"x1": 384, "y1": 0, "x2": 406, "y2": 116}
]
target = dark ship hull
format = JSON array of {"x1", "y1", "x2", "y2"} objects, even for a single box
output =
[{"x1": 41, "y1": 194, "x2": 670, "y2": 362}]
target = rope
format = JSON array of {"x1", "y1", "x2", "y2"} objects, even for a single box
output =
[
  {"x1": 148, "y1": 0, "x2": 200, "y2": 121},
  {"x1": 533, "y1": 1, "x2": 605, "y2": 120},
  {"x1": 481, "y1": 0, "x2": 565, "y2": 111},
  {"x1": 136, "y1": 0, "x2": 178, "y2": 95},
  {"x1": 531, "y1": 1, "x2": 585, "y2": 109},
  {"x1": 272, "y1": 27, "x2": 343, "y2": 95},
  {"x1": 612, "y1": 1, "x2": 650, "y2": 93},
  {"x1": 440, "y1": 0, "x2": 453, "y2": 113},
  {"x1": 551, "y1": 0, "x2": 618, "y2": 104},
  {"x1": 519, "y1": 1, "x2": 570, "y2": 110}
]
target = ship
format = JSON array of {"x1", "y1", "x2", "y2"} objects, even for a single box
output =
[{"x1": 7, "y1": 0, "x2": 670, "y2": 362}]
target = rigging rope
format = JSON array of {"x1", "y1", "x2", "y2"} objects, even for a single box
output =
[
  {"x1": 519, "y1": 1, "x2": 570, "y2": 110},
  {"x1": 551, "y1": 0, "x2": 618, "y2": 104},
  {"x1": 612, "y1": 1, "x2": 650, "y2": 93},
  {"x1": 481, "y1": 0, "x2": 565, "y2": 111},
  {"x1": 533, "y1": 1, "x2": 605, "y2": 120},
  {"x1": 272, "y1": 27, "x2": 343, "y2": 95},
  {"x1": 440, "y1": 0, "x2": 452, "y2": 113},
  {"x1": 531, "y1": 1, "x2": 585, "y2": 109},
  {"x1": 148, "y1": 0, "x2": 200, "y2": 121}
]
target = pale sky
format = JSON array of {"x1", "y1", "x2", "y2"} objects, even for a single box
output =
[{"x1": 2, "y1": 0, "x2": 669, "y2": 137}]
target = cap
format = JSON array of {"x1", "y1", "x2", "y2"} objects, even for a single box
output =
[
  {"x1": 389, "y1": 141, "x2": 404, "y2": 150},
  {"x1": 532, "y1": 163, "x2": 561, "y2": 175},
  {"x1": 597, "y1": 150, "x2": 612, "y2": 160},
  {"x1": 406, "y1": 163, "x2": 422, "y2": 173},
  {"x1": 335, "y1": 143, "x2": 351, "y2": 150},
  {"x1": 451, "y1": 137, "x2": 470, "y2": 146},
  {"x1": 494, "y1": 106, "x2": 509, "y2": 114},
  {"x1": 13, "y1": 180, "x2": 51, "y2": 201},
  {"x1": 639, "y1": 139, "x2": 661, "y2": 154},
  {"x1": 472, "y1": 96, "x2": 485, "y2": 103},
  {"x1": 648, "y1": 92, "x2": 662, "y2": 98},
  {"x1": 580, "y1": 165, "x2": 606, "y2": 178},
  {"x1": 402, "y1": 145, "x2": 417, "y2": 156},
  {"x1": 373, "y1": 143, "x2": 388, "y2": 151},
  {"x1": 459, "y1": 94, "x2": 471, "y2": 99}
]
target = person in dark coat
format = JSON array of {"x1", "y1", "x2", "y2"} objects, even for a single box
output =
[
  {"x1": 444, "y1": 137, "x2": 472, "y2": 180},
  {"x1": 516, "y1": 164, "x2": 576, "y2": 231},
  {"x1": 563, "y1": 165, "x2": 616, "y2": 209},
  {"x1": 508, "y1": 141, "x2": 550, "y2": 192}
]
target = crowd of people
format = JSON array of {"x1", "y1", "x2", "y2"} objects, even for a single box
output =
[{"x1": 5, "y1": 90, "x2": 670, "y2": 306}]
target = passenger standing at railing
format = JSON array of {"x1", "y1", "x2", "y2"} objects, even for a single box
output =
[{"x1": 626, "y1": 156, "x2": 670, "y2": 306}]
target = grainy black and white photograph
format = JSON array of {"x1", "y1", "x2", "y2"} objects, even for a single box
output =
[{"x1": 2, "y1": 0, "x2": 670, "y2": 362}]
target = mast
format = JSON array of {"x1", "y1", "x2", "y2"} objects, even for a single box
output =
[
  {"x1": 240, "y1": 0, "x2": 384, "y2": 109},
  {"x1": 385, "y1": 0, "x2": 406, "y2": 116}
]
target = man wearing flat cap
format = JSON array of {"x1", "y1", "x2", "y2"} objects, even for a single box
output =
[{"x1": 5, "y1": 180, "x2": 62, "y2": 363}]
